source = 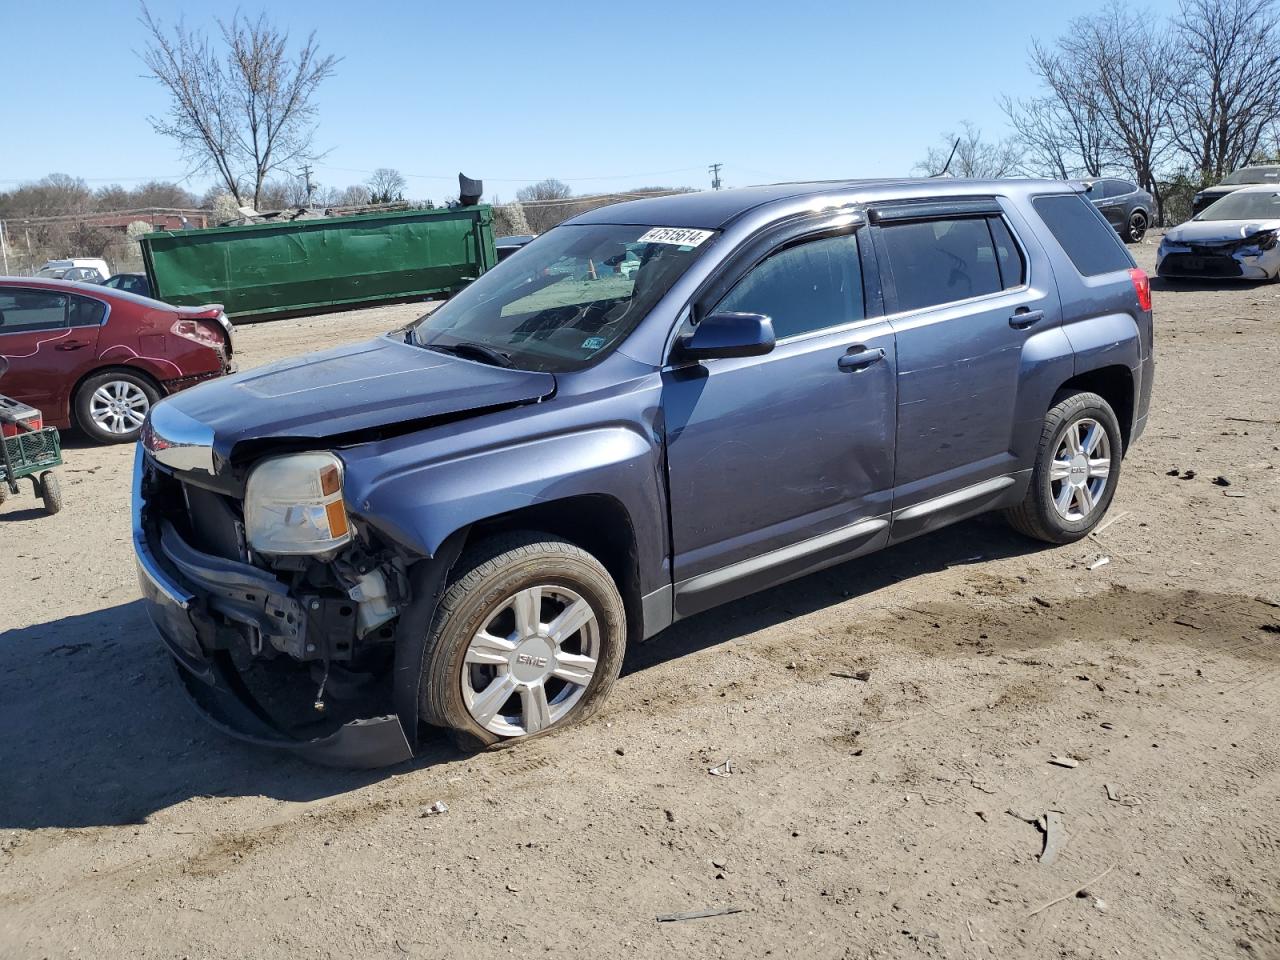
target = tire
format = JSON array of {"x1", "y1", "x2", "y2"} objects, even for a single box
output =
[
  {"x1": 1125, "y1": 210, "x2": 1148, "y2": 244},
  {"x1": 1004, "y1": 391, "x2": 1123, "y2": 544},
  {"x1": 420, "y1": 532, "x2": 628, "y2": 748},
  {"x1": 74, "y1": 370, "x2": 159, "y2": 444},
  {"x1": 39, "y1": 471, "x2": 63, "y2": 515}
]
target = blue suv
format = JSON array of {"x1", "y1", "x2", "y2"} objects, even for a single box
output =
[{"x1": 134, "y1": 179, "x2": 1154, "y2": 766}]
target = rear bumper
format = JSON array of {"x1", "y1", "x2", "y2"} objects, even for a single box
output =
[
  {"x1": 132, "y1": 449, "x2": 413, "y2": 768},
  {"x1": 161, "y1": 363, "x2": 236, "y2": 395}
]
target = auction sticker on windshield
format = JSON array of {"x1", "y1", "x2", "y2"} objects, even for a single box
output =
[{"x1": 637, "y1": 227, "x2": 715, "y2": 247}]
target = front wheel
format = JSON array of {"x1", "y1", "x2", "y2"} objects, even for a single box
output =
[
  {"x1": 1004, "y1": 391, "x2": 1123, "y2": 544},
  {"x1": 419, "y1": 533, "x2": 628, "y2": 748}
]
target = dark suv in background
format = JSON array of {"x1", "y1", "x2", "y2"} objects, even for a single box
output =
[
  {"x1": 1083, "y1": 178, "x2": 1153, "y2": 243},
  {"x1": 1192, "y1": 165, "x2": 1280, "y2": 216},
  {"x1": 134, "y1": 179, "x2": 1154, "y2": 766}
]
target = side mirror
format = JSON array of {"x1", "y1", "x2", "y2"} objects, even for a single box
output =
[{"x1": 676, "y1": 312, "x2": 775, "y2": 362}]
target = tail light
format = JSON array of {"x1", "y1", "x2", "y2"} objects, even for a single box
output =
[
  {"x1": 172, "y1": 318, "x2": 225, "y2": 350},
  {"x1": 1129, "y1": 268, "x2": 1152, "y2": 312}
]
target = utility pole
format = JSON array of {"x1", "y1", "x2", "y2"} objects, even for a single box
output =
[
  {"x1": 300, "y1": 164, "x2": 316, "y2": 207},
  {"x1": 708, "y1": 162, "x2": 723, "y2": 191}
]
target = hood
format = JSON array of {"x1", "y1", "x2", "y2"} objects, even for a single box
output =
[
  {"x1": 1164, "y1": 218, "x2": 1280, "y2": 244},
  {"x1": 148, "y1": 335, "x2": 556, "y2": 465}
]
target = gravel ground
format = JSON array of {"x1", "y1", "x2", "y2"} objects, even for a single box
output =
[{"x1": 2, "y1": 245, "x2": 1279, "y2": 960}]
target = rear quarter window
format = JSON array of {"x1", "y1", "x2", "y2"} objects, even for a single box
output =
[{"x1": 1032, "y1": 194, "x2": 1134, "y2": 277}]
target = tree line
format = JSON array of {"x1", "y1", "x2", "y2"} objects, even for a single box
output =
[{"x1": 918, "y1": 0, "x2": 1280, "y2": 223}]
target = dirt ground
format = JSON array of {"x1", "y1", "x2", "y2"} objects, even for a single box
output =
[{"x1": 2, "y1": 242, "x2": 1279, "y2": 960}]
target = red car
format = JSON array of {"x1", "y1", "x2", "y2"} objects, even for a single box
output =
[{"x1": 0, "y1": 278, "x2": 233, "y2": 444}]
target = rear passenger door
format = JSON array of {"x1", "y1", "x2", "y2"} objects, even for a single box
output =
[
  {"x1": 870, "y1": 199, "x2": 1062, "y2": 537},
  {"x1": 1099, "y1": 180, "x2": 1134, "y2": 229}
]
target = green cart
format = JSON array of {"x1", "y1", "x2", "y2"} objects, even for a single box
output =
[{"x1": 0, "y1": 358, "x2": 63, "y2": 515}]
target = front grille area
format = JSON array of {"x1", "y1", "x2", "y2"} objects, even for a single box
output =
[{"x1": 1161, "y1": 253, "x2": 1243, "y2": 278}]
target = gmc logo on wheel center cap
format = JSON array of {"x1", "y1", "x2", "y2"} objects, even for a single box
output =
[{"x1": 517, "y1": 654, "x2": 549, "y2": 668}]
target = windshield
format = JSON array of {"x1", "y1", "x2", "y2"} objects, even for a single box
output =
[
  {"x1": 410, "y1": 223, "x2": 717, "y2": 372},
  {"x1": 1220, "y1": 166, "x2": 1280, "y2": 186},
  {"x1": 1195, "y1": 190, "x2": 1280, "y2": 221}
]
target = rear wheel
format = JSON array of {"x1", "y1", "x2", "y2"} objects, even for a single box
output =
[
  {"x1": 75, "y1": 371, "x2": 159, "y2": 444},
  {"x1": 1125, "y1": 210, "x2": 1148, "y2": 243},
  {"x1": 419, "y1": 533, "x2": 627, "y2": 748},
  {"x1": 1004, "y1": 391, "x2": 1123, "y2": 544}
]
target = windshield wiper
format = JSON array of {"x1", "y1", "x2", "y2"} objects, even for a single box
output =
[{"x1": 423, "y1": 340, "x2": 513, "y2": 367}]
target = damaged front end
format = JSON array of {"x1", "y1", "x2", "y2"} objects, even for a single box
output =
[
  {"x1": 133, "y1": 441, "x2": 436, "y2": 768},
  {"x1": 1157, "y1": 228, "x2": 1280, "y2": 280}
]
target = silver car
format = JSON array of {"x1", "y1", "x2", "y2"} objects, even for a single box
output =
[{"x1": 1157, "y1": 185, "x2": 1280, "y2": 282}]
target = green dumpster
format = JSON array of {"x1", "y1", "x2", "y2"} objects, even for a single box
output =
[{"x1": 140, "y1": 206, "x2": 498, "y2": 321}]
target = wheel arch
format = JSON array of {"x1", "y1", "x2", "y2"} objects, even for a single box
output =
[
  {"x1": 461, "y1": 494, "x2": 644, "y2": 643},
  {"x1": 1055, "y1": 364, "x2": 1135, "y2": 452}
]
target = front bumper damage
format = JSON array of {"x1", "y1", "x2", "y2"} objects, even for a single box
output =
[
  {"x1": 1157, "y1": 233, "x2": 1280, "y2": 280},
  {"x1": 132, "y1": 450, "x2": 447, "y2": 768}
]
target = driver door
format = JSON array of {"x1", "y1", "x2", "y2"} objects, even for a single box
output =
[{"x1": 662, "y1": 226, "x2": 897, "y2": 617}]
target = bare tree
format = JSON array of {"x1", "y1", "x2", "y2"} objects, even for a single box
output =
[
  {"x1": 1059, "y1": 4, "x2": 1181, "y2": 217},
  {"x1": 1170, "y1": 0, "x2": 1280, "y2": 182},
  {"x1": 139, "y1": 4, "x2": 338, "y2": 209},
  {"x1": 516, "y1": 178, "x2": 576, "y2": 232},
  {"x1": 516, "y1": 178, "x2": 573, "y2": 202},
  {"x1": 1002, "y1": 39, "x2": 1117, "y2": 179},
  {"x1": 366, "y1": 168, "x2": 406, "y2": 203},
  {"x1": 339, "y1": 184, "x2": 371, "y2": 206},
  {"x1": 914, "y1": 122, "x2": 1023, "y2": 178}
]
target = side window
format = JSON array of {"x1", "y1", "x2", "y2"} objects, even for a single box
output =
[
  {"x1": 880, "y1": 217, "x2": 1002, "y2": 312},
  {"x1": 1106, "y1": 180, "x2": 1136, "y2": 198},
  {"x1": 714, "y1": 233, "x2": 864, "y2": 339},
  {"x1": 988, "y1": 217, "x2": 1026, "y2": 290},
  {"x1": 0, "y1": 290, "x2": 69, "y2": 334},
  {"x1": 1032, "y1": 194, "x2": 1133, "y2": 276},
  {"x1": 69, "y1": 295, "x2": 107, "y2": 326}
]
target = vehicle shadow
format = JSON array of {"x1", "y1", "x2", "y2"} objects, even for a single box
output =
[
  {"x1": 625, "y1": 514, "x2": 1042, "y2": 676},
  {"x1": 0, "y1": 599, "x2": 466, "y2": 830},
  {"x1": 0, "y1": 514, "x2": 1040, "y2": 831}
]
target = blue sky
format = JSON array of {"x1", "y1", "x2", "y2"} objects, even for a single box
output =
[{"x1": 0, "y1": 0, "x2": 1183, "y2": 202}]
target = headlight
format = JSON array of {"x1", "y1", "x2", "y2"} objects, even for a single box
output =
[{"x1": 244, "y1": 452, "x2": 352, "y2": 555}]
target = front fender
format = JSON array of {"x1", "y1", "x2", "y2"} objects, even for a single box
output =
[{"x1": 342, "y1": 424, "x2": 666, "y2": 588}]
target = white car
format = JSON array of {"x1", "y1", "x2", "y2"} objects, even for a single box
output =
[
  {"x1": 34, "y1": 258, "x2": 111, "y2": 283},
  {"x1": 1157, "y1": 185, "x2": 1280, "y2": 282}
]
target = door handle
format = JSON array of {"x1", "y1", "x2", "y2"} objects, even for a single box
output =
[
  {"x1": 55, "y1": 341, "x2": 88, "y2": 351},
  {"x1": 1009, "y1": 308, "x2": 1044, "y2": 329},
  {"x1": 837, "y1": 346, "x2": 886, "y2": 372}
]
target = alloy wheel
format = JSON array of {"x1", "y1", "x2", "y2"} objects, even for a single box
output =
[
  {"x1": 461, "y1": 584, "x2": 600, "y2": 737},
  {"x1": 89, "y1": 380, "x2": 151, "y2": 435},
  {"x1": 1049, "y1": 417, "x2": 1111, "y2": 521}
]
